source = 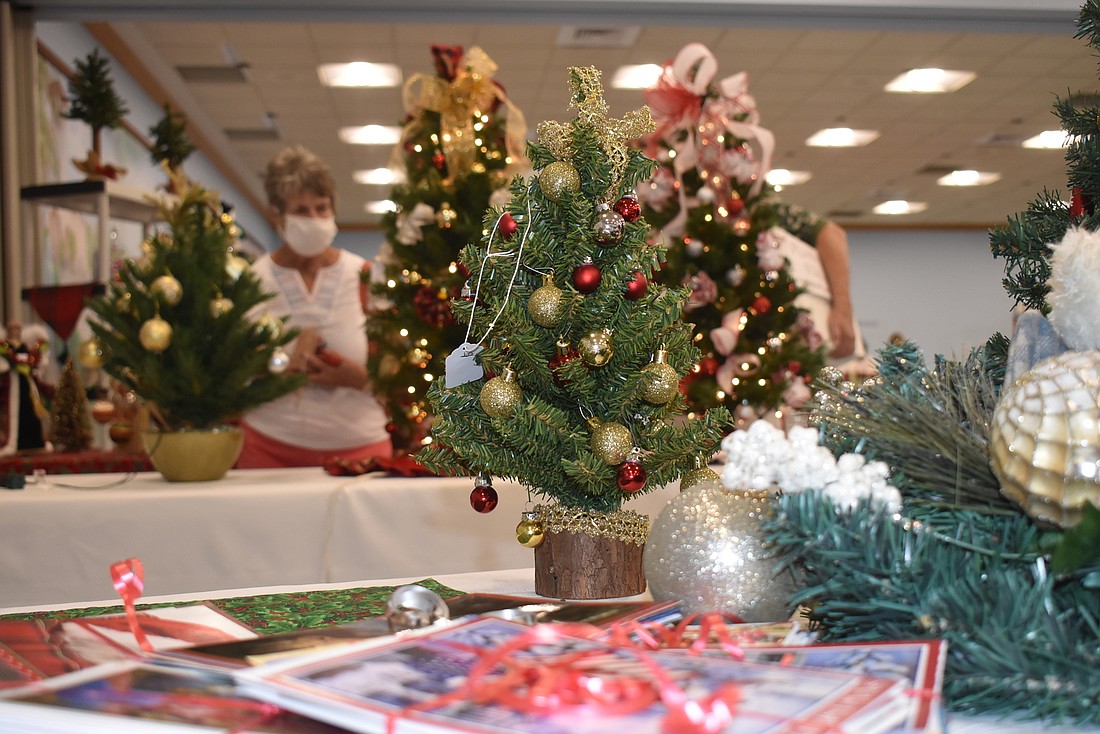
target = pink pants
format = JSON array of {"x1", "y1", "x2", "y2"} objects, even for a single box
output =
[{"x1": 235, "y1": 421, "x2": 393, "y2": 469}]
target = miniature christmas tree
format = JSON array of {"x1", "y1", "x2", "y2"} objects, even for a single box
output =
[
  {"x1": 65, "y1": 48, "x2": 129, "y2": 179},
  {"x1": 636, "y1": 46, "x2": 826, "y2": 422},
  {"x1": 48, "y1": 358, "x2": 93, "y2": 452},
  {"x1": 417, "y1": 67, "x2": 731, "y2": 598},
  {"x1": 368, "y1": 45, "x2": 527, "y2": 452},
  {"x1": 149, "y1": 103, "x2": 196, "y2": 183},
  {"x1": 85, "y1": 173, "x2": 304, "y2": 432}
]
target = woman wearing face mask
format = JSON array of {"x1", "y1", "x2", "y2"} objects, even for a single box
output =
[{"x1": 236, "y1": 145, "x2": 392, "y2": 468}]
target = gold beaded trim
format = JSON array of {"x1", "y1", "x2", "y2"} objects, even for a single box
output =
[{"x1": 533, "y1": 503, "x2": 650, "y2": 545}]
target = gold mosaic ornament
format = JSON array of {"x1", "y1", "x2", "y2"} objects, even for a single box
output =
[
  {"x1": 479, "y1": 364, "x2": 522, "y2": 418},
  {"x1": 989, "y1": 351, "x2": 1100, "y2": 528}
]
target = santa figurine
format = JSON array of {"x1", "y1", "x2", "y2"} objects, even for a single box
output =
[{"x1": 0, "y1": 320, "x2": 52, "y2": 454}]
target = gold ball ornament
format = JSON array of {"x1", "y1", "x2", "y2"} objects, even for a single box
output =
[
  {"x1": 210, "y1": 296, "x2": 234, "y2": 318},
  {"x1": 589, "y1": 417, "x2": 632, "y2": 465},
  {"x1": 268, "y1": 348, "x2": 291, "y2": 375},
  {"x1": 515, "y1": 511, "x2": 546, "y2": 548},
  {"x1": 680, "y1": 455, "x2": 720, "y2": 492},
  {"x1": 639, "y1": 348, "x2": 679, "y2": 404},
  {"x1": 990, "y1": 351, "x2": 1100, "y2": 527},
  {"x1": 538, "y1": 161, "x2": 581, "y2": 202},
  {"x1": 436, "y1": 202, "x2": 458, "y2": 229},
  {"x1": 115, "y1": 291, "x2": 133, "y2": 313},
  {"x1": 77, "y1": 338, "x2": 105, "y2": 369},
  {"x1": 527, "y1": 274, "x2": 565, "y2": 328},
  {"x1": 226, "y1": 254, "x2": 249, "y2": 281},
  {"x1": 151, "y1": 274, "x2": 183, "y2": 306},
  {"x1": 139, "y1": 317, "x2": 172, "y2": 353},
  {"x1": 479, "y1": 364, "x2": 522, "y2": 418},
  {"x1": 578, "y1": 328, "x2": 614, "y2": 367}
]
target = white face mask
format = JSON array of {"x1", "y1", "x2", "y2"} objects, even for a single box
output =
[{"x1": 282, "y1": 214, "x2": 337, "y2": 257}]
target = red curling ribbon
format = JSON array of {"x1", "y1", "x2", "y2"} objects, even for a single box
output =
[{"x1": 109, "y1": 558, "x2": 154, "y2": 653}]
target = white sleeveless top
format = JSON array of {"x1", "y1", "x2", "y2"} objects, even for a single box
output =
[{"x1": 244, "y1": 250, "x2": 389, "y2": 450}]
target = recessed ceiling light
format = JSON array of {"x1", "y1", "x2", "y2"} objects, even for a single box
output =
[
  {"x1": 318, "y1": 62, "x2": 402, "y2": 88},
  {"x1": 354, "y1": 168, "x2": 405, "y2": 185},
  {"x1": 1022, "y1": 130, "x2": 1071, "y2": 149},
  {"x1": 805, "y1": 127, "x2": 879, "y2": 147},
  {"x1": 872, "y1": 200, "x2": 927, "y2": 215},
  {"x1": 765, "y1": 169, "x2": 813, "y2": 187},
  {"x1": 885, "y1": 68, "x2": 975, "y2": 94},
  {"x1": 365, "y1": 200, "x2": 397, "y2": 214},
  {"x1": 611, "y1": 64, "x2": 663, "y2": 89},
  {"x1": 339, "y1": 125, "x2": 403, "y2": 145},
  {"x1": 936, "y1": 169, "x2": 1000, "y2": 186}
]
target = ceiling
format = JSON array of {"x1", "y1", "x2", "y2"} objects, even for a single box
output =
[{"x1": 31, "y1": 1, "x2": 1097, "y2": 230}]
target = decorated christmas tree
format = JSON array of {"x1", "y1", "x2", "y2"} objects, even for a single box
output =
[
  {"x1": 368, "y1": 45, "x2": 528, "y2": 452},
  {"x1": 84, "y1": 174, "x2": 304, "y2": 433},
  {"x1": 760, "y1": 2, "x2": 1100, "y2": 721},
  {"x1": 65, "y1": 48, "x2": 129, "y2": 179},
  {"x1": 48, "y1": 359, "x2": 93, "y2": 452},
  {"x1": 635, "y1": 44, "x2": 826, "y2": 423},
  {"x1": 148, "y1": 103, "x2": 196, "y2": 180},
  {"x1": 417, "y1": 67, "x2": 731, "y2": 599}
]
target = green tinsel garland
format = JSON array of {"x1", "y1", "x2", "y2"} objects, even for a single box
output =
[{"x1": 762, "y1": 342, "x2": 1100, "y2": 722}]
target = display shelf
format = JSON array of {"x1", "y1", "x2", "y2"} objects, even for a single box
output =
[{"x1": 20, "y1": 179, "x2": 166, "y2": 224}]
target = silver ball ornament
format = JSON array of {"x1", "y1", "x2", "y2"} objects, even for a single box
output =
[
  {"x1": 644, "y1": 482, "x2": 796, "y2": 622},
  {"x1": 268, "y1": 348, "x2": 291, "y2": 374},
  {"x1": 592, "y1": 204, "x2": 626, "y2": 246}
]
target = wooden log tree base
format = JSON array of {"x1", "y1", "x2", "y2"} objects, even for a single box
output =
[{"x1": 534, "y1": 529, "x2": 646, "y2": 599}]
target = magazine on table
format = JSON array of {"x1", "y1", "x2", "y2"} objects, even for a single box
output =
[
  {"x1": 0, "y1": 660, "x2": 350, "y2": 733},
  {"x1": 0, "y1": 603, "x2": 257, "y2": 687},
  {"x1": 235, "y1": 616, "x2": 909, "y2": 734}
]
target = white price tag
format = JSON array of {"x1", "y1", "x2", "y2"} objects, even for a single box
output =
[{"x1": 444, "y1": 342, "x2": 485, "y2": 388}]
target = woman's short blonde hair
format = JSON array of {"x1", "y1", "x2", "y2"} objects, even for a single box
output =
[{"x1": 264, "y1": 145, "x2": 336, "y2": 213}]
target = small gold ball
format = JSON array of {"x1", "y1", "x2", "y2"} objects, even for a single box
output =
[
  {"x1": 77, "y1": 338, "x2": 104, "y2": 369},
  {"x1": 515, "y1": 512, "x2": 546, "y2": 547},
  {"x1": 210, "y1": 297, "x2": 234, "y2": 318},
  {"x1": 480, "y1": 368, "x2": 522, "y2": 417},
  {"x1": 139, "y1": 317, "x2": 172, "y2": 353},
  {"x1": 590, "y1": 420, "x2": 632, "y2": 465},
  {"x1": 151, "y1": 275, "x2": 183, "y2": 306},
  {"x1": 539, "y1": 161, "x2": 580, "y2": 203},
  {"x1": 579, "y1": 328, "x2": 614, "y2": 367},
  {"x1": 680, "y1": 465, "x2": 720, "y2": 492},
  {"x1": 527, "y1": 281, "x2": 564, "y2": 328},
  {"x1": 640, "y1": 360, "x2": 679, "y2": 404}
]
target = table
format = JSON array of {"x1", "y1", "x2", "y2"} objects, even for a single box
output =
[{"x1": 0, "y1": 467, "x2": 679, "y2": 609}]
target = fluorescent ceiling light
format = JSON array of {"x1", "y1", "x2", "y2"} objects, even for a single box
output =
[
  {"x1": 365, "y1": 200, "x2": 397, "y2": 214},
  {"x1": 805, "y1": 127, "x2": 879, "y2": 147},
  {"x1": 1022, "y1": 130, "x2": 1071, "y2": 149},
  {"x1": 354, "y1": 167, "x2": 405, "y2": 185},
  {"x1": 873, "y1": 200, "x2": 927, "y2": 215},
  {"x1": 318, "y1": 62, "x2": 401, "y2": 88},
  {"x1": 885, "y1": 68, "x2": 975, "y2": 94},
  {"x1": 936, "y1": 169, "x2": 1000, "y2": 187},
  {"x1": 339, "y1": 125, "x2": 402, "y2": 145},
  {"x1": 765, "y1": 169, "x2": 813, "y2": 187},
  {"x1": 611, "y1": 64, "x2": 663, "y2": 89}
]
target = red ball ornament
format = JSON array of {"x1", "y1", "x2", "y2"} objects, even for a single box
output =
[
  {"x1": 432, "y1": 151, "x2": 447, "y2": 171},
  {"x1": 498, "y1": 212, "x2": 518, "y2": 238},
  {"x1": 624, "y1": 271, "x2": 648, "y2": 300},
  {"x1": 1071, "y1": 187, "x2": 1089, "y2": 220},
  {"x1": 698, "y1": 356, "x2": 719, "y2": 376},
  {"x1": 752, "y1": 295, "x2": 772, "y2": 314},
  {"x1": 470, "y1": 483, "x2": 498, "y2": 513},
  {"x1": 549, "y1": 339, "x2": 580, "y2": 386},
  {"x1": 572, "y1": 261, "x2": 602, "y2": 294},
  {"x1": 612, "y1": 194, "x2": 641, "y2": 223},
  {"x1": 787, "y1": 360, "x2": 802, "y2": 375},
  {"x1": 617, "y1": 460, "x2": 647, "y2": 493},
  {"x1": 727, "y1": 192, "x2": 745, "y2": 216}
]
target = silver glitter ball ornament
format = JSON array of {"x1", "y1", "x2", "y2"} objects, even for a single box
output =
[{"x1": 644, "y1": 481, "x2": 796, "y2": 622}]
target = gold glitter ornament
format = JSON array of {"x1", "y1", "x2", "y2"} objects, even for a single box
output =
[
  {"x1": 115, "y1": 291, "x2": 133, "y2": 313},
  {"x1": 639, "y1": 347, "x2": 679, "y2": 404},
  {"x1": 479, "y1": 364, "x2": 522, "y2": 417},
  {"x1": 225, "y1": 254, "x2": 249, "y2": 281},
  {"x1": 644, "y1": 484, "x2": 795, "y2": 622},
  {"x1": 515, "y1": 510, "x2": 546, "y2": 547},
  {"x1": 150, "y1": 274, "x2": 183, "y2": 306},
  {"x1": 989, "y1": 351, "x2": 1100, "y2": 527},
  {"x1": 680, "y1": 455, "x2": 719, "y2": 492},
  {"x1": 139, "y1": 317, "x2": 172, "y2": 352},
  {"x1": 210, "y1": 296, "x2": 234, "y2": 318},
  {"x1": 436, "y1": 202, "x2": 458, "y2": 229},
  {"x1": 527, "y1": 274, "x2": 565, "y2": 328},
  {"x1": 538, "y1": 161, "x2": 580, "y2": 202},
  {"x1": 578, "y1": 328, "x2": 614, "y2": 367},
  {"x1": 77, "y1": 338, "x2": 105, "y2": 369},
  {"x1": 588, "y1": 417, "x2": 632, "y2": 465}
]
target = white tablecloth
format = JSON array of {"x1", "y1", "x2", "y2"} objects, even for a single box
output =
[{"x1": 0, "y1": 467, "x2": 678, "y2": 609}]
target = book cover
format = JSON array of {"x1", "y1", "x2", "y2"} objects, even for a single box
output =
[{"x1": 236, "y1": 616, "x2": 906, "y2": 734}]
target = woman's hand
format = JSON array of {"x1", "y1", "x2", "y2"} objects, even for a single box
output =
[{"x1": 303, "y1": 348, "x2": 369, "y2": 390}]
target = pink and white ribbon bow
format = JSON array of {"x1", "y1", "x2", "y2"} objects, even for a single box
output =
[{"x1": 709, "y1": 309, "x2": 744, "y2": 357}]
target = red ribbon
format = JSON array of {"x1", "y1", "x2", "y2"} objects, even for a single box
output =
[{"x1": 109, "y1": 557, "x2": 154, "y2": 653}]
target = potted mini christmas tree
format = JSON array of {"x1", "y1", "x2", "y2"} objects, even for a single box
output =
[
  {"x1": 65, "y1": 48, "x2": 129, "y2": 180},
  {"x1": 417, "y1": 67, "x2": 731, "y2": 599},
  {"x1": 369, "y1": 45, "x2": 527, "y2": 452},
  {"x1": 148, "y1": 103, "x2": 196, "y2": 191},
  {"x1": 84, "y1": 173, "x2": 304, "y2": 481}
]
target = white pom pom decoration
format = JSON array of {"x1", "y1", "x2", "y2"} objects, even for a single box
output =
[{"x1": 1047, "y1": 226, "x2": 1100, "y2": 351}]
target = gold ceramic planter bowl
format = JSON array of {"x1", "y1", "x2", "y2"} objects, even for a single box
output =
[{"x1": 142, "y1": 426, "x2": 244, "y2": 482}]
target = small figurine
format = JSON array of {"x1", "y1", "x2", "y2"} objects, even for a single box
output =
[{"x1": 0, "y1": 320, "x2": 52, "y2": 453}]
